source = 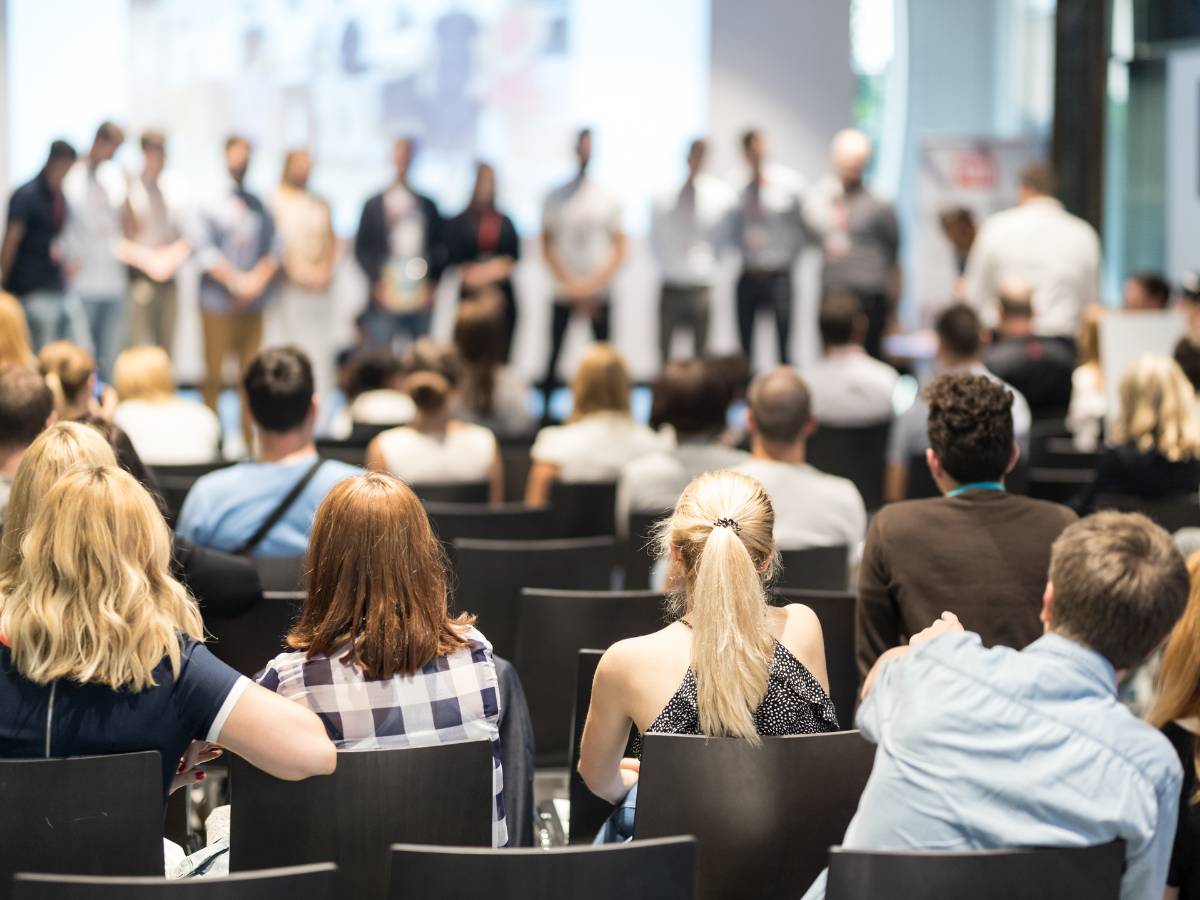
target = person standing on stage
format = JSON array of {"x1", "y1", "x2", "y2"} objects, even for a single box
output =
[
  {"x1": 650, "y1": 137, "x2": 733, "y2": 364},
  {"x1": 731, "y1": 128, "x2": 807, "y2": 366},
  {"x1": 353, "y1": 137, "x2": 445, "y2": 352},
  {"x1": 540, "y1": 128, "x2": 625, "y2": 393},
  {"x1": 806, "y1": 129, "x2": 900, "y2": 360},
  {"x1": 446, "y1": 162, "x2": 521, "y2": 361},
  {"x1": 272, "y1": 149, "x2": 337, "y2": 400}
]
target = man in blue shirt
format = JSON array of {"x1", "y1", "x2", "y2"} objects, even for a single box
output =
[
  {"x1": 178, "y1": 346, "x2": 359, "y2": 558},
  {"x1": 803, "y1": 511, "x2": 1189, "y2": 900}
]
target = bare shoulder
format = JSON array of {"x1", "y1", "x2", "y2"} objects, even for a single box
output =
[
  {"x1": 773, "y1": 603, "x2": 826, "y2": 655},
  {"x1": 597, "y1": 623, "x2": 688, "y2": 681}
]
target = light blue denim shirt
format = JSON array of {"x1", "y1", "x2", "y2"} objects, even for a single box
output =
[{"x1": 802, "y1": 631, "x2": 1182, "y2": 900}]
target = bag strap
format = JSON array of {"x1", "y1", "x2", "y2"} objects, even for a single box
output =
[{"x1": 233, "y1": 457, "x2": 325, "y2": 557}]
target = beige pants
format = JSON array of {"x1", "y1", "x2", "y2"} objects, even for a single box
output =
[
  {"x1": 201, "y1": 309, "x2": 263, "y2": 450},
  {"x1": 128, "y1": 275, "x2": 178, "y2": 352}
]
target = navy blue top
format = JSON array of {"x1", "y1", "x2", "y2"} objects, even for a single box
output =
[
  {"x1": 4, "y1": 173, "x2": 66, "y2": 295},
  {"x1": 0, "y1": 637, "x2": 244, "y2": 797}
]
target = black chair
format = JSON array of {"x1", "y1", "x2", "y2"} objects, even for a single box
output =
[
  {"x1": 549, "y1": 480, "x2": 618, "y2": 538},
  {"x1": 778, "y1": 546, "x2": 849, "y2": 591},
  {"x1": 807, "y1": 422, "x2": 890, "y2": 511},
  {"x1": 774, "y1": 588, "x2": 857, "y2": 725},
  {"x1": 634, "y1": 731, "x2": 876, "y2": 900},
  {"x1": 13, "y1": 864, "x2": 339, "y2": 900},
  {"x1": 251, "y1": 556, "x2": 307, "y2": 593},
  {"x1": 385, "y1": 837, "x2": 698, "y2": 900},
  {"x1": 204, "y1": 590, "x2": 306, "y2": 676},
  {"x1": 151, "y1": 461, "x2": 231, "y2": 526},
  {"x1": 0, "y1": 752, "x2": 163, "y2": 900},
  {"x1": 230, "y1": 742, "x2": 494, "y2": 900},
  {"x1": 412, "y1": 481, "x2": 490, "y2": 504},
  {"x1": 904, "y1": 454, "x2": 940, "y2": 500},
  {"x1": 1031, "y1": 437, "x2": 1102, "y2": 471},
  {"x1": 623, "y1": 510, "x2": 669, "y2": 590},
  {"x1": 1028, "y1": 467, "x2": 1093, "y2": 504},
  {"x1": 315, "y1": 438, "x2": 367, "y2": 466},
  {"x1": 825, "y1": 841, "x2": 1124, "y2": 900},
  {"x1": 348, "y1": 422, "x2": 395, "y2": 444},
  {"x1": 424, "y1": 502, "x2": 550, "y2": 544},
  {"x1": 1092, "y1": 492, "x2": 1200, "y2": 532},
  {"x1": 498, "y1": 435, "x2": 535, "y2": 503},
  {"x1": 451, "y1": 537, "x2": 617, "y2": 655},
  {"x1": 514, "y1": 589, "x2": 666, "y2": 765}
]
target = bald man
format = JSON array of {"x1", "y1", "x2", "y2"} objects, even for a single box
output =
[{"x1": 805, "y1": 129, "x2": 900, "y2": 359}]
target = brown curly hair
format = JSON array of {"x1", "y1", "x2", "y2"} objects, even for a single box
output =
[{"x1": 925, "y1": 373, "x2": 1014, "y2": 483}]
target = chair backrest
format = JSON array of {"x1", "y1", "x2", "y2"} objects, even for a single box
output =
[
  {"x1": 315, "y1": 439, "x2": 367, "y2": 467},
  {"x1": 773, "y1": 589, "x2": 857, "y2": 725},
  {"x1": 904, "y1": 454, "x2": 940, "y2": 500},
  {"x1": 1031, "y1": 437, "x2": 1102, "y2": 471},
  {"x1": 1028, "y1": 467, "x2": 1093, "y2": 504},
  {"x1": 385, "y1": 838, "x2": 698, "y2": 900},
  {"x1": 412, "y1": 481, "x2": 490, "y2": 504},
  {"x1": 152, "y1": 461, "x2": 231, "y2": 526},
  {"x1": 806, "y1": 422, "x2": 891, "y2": 511},
  {"x1": 1093, "y1": 492, "x2": 1200, "y2": 532},
  {"x1": 549, "y1": 480, "x2": 618, "y2": 538},
  {"x1": 450, "y1": 537, "x2": 617, "y2": 656},
  {"x1": 825, "y1": 841, "x2": 1124, "y2": 900},
  {"x1": 515, "y1": 589, "x2": 666, "y2": 765},
  {"x1": 498, "y1": 435, "x2": 535, "y2": 503},
  {"x1": 230, "y1": 742, "x2": 494, "y2": 900},
  {"x1": 635, "y1": 731, "x2": 876, "y2": 900},
  {"x1": 424, "y1": 502, "x2": 550, "y2": 544},
  {"x1": 623, "y1": 510, "x2": 669, "y2": 590},
  {"x1": 13, "y1": 864, "x2": 339, "y2": 900},
  {"x1": 204, "y1": 591, "x2": 306, "y2": 676},
  {"x1": 777, "y1": 546, "x2": 849, "y2": 591},
  {"x1": 0, "y1": 752, "x2": 163, "y2": 900},
  {"x1": 252, "y1": 556, "x2": 307, "y2": 593}
]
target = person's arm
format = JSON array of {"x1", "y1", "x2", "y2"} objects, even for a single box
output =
[
  {"x1": 525, "y1": 460, "x2": 560, "y2": 507},
  {"x1": 541, "y1": 228, "x2": 579, "y2": 298},
  {"x1": 215, "y1": 681, "x2": 337, "y2": 780},
  {"x1": 581, "y1": 227, "x2": 626, "y2": 297},
  {"x1": 1120, "y1": 768, "x2": 1182, "y2": 900},
  {"x1": 488, "y1": 444, "x2": 504, "y2": 507},
  {"x1": 0, "y1": 221, "x2": 25, "y2": 286},
  {"x1": 855, "y1": 514, "x2": 902, "y2": 681},
  {"x1": 860, "y1": 611, "x2": 963, "y2": 700},
  {"x1": 577, "y1": 641, "x2": 641, "y2": 804},
  {"x1": 781, "y1": 603, "x2": 830, "y2": 696}
]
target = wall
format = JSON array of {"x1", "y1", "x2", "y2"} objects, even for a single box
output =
[{"x1": 1166, "y1": 46, "x2": 1200, "y2": 281}]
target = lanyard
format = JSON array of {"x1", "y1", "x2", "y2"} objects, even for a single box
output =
[{"x1": 947, "y1": 481, "x2": 1006, "y2": 498}]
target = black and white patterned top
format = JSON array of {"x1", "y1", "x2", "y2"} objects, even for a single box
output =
[{"x1": 632, "y1": 639, "x2": 840, "y2": 757}]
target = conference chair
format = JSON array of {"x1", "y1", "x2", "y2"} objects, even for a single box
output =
[
  {"x1": 385, "y1": 837, "x2": 698, "y2": 900},
  {"x1": 825, "y1": 841, "x2": 1124, "y2": 900},
  {"x1": 635, "y1": 731, "x2": 876, "y2": 900},
  {"x1": 251, "y1": 556, "x2": 307, "y2": 593},
  {"x1": 1030, "y1": 436, "x2": 1102, "y2": 472},
  {"x1": 315, "y1": 438, "x2": 367, "y2": 467},
  {"x1": 348, "y1": 422, "x2": 394, "y2": 444},
  {"x1": 204, "y1": 589, "x2": 306, "y2": 676},
  {"x1": 411, "y1": 480, "x2": 490, "y2": 504},
  {"x1": 450, "y1": 536, "x2": 617, "y2": 655},
  {"x1": 807, "y1": 422, "x2": 890, "y2": 511},
  {"x1": 778, "y1": 546, "x2": 849, "y2": 591},
  {"x1": 13, "y1": 864, "x2": 339, "y2": 900},
  {"x1": 514, "y1": 588, "x2": 666, "y2": 765},
  {"x1": 424, "y1": 502, "x2": 551, "y2": 544},
  {"x1": 1028, "y1": 467, "x2": 1093, "y2": 504},
  {"x1": 151, "y1": 461, "x2": 231, "y2": 526},
  {"x1": 0, "y1": 752, "x2": 163, "y2": 900},
  {"x1": 549, "y1": 480, "x2": 618, "y2": 538},
  {"x1": 905, "y1": 455, "x2": 941, "y2": 500},
  {"x1": 623, "y1": 510, "x2": 669, "y2": 590},
  {"x1": 230, "y1": 741, "x2": 494, "y2": 900},
  {"x1": 773, "y1": 588, "x2": 857, "y2": 725},
  {"x1": 498, "y1": 432, "x2": 537, "y2": 503}
]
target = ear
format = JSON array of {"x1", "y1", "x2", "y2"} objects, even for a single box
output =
[
  {"x1": 746, "y1": 410, "x2": 759, "y2": 435},
  {"x1": 1005, "y1": 441, "x2": 1020, "y2": 476},
  {"x1": 925, "y1": 447, "x2": 942, "y2": 480},
  {"x1": 1040, "y1": 582, "x2": 1054, "y2": 630},
  {"x1": 803, "y1": 417, "x2": 817, "y2": 439},
  {"x1": 979, "y1": 328, "x2": 992, "y2": 348}
]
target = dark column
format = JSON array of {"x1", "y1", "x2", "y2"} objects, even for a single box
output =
[{"x1": 1053, "y1": 0, "x2": 1110, "y2": 232}]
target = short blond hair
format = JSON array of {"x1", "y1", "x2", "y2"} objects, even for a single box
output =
[
  {"x1": 1110, "y1": 354, "x2": 1200, "y2": 462},
  {"x1": 114, "y1": 345, "x2": 175, "y2": 402},
  {"x1": 570, "y1": 343, "x2": 632, "y2": 421},
  {"x1": 0, "y1": 292, "x2": 34, "y2": 369}
]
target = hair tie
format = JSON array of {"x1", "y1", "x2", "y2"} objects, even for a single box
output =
[{"x1": 713, "y1": 517, "x2": 741, "y2": 534}]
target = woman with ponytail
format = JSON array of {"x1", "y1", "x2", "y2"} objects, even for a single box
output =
[
  {"x1": 37, "y1": 340, "x2": 115, "y2": 421},
  {"x1": 578, "y1": 470, "x2": 837, "y2": 834}
]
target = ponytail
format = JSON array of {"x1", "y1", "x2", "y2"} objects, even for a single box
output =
[
  {"x1": 43, "y1": 371, "x2": 68, "y2": 417},
  {"x1": 406, "y1": 371, "x2": 451, "y2": 415}
]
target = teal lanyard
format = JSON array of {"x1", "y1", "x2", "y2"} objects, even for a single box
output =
[{"x1": 947, "y1": 481, "x2": 1006, "y2": 498}]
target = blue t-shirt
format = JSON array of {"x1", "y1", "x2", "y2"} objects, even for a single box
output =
[
  {"x1": 0, "y1": 637, "x2": 246, "y2": 797},
  {"x1": 176, "y1": 454, "x2": 361, "y2": 558}
]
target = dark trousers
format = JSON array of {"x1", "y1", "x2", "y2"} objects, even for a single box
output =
[
  {"x1": 659, "y1": 283, "x2": 710, "y2": 363},
  {"x1": 854, "y1": 290, "x2": 890, "y2": 361},
  {"x1": 543, "y1": 299, "x2": 610, "y2": 392},
  {"x1": 736, "y1": 269, "x2": 792, "y2": 364}
]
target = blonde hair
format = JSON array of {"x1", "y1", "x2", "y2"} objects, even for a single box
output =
[
  {"x1": 37, "y1": 340, "x2": 94, "y2": 417},
  {"x1": 0, "y1": 293, "x2": 35, "y2": 369},
  {"x1": 114, "y1": 345, "x2": 175, "y2": 403},
  {"x1": 1110, "y1": 355, "x2": 1200, "y2": 462},
  {"x1": 0, "y1": 422, "x2": 116, "y2": 582},
  {"x1": 1148, "y1": 550, "x2": 1200, "y2": 801},
  {"x1": 570, "y1": 343, "x2": 631, "y2": 422},
  {"x1": 0, "y1": 465, "x2": 201, "y2": 689},
  {"x1": 660, "y1": 471, "x2": 777, "y2": 744}
]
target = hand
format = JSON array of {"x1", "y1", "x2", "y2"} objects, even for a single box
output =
[
  {"x1": 231, "y1": 272, "x2": 260, "y2": 306},
  {"x1": 619, "y1": 757, "x2": 640, "y2": 793},
  {"x1": 170, "y1": 740, "x2": 223, "y2": 794},
  {"x1": 908, "y1": 611, "x2": 964, "y2": 648}
]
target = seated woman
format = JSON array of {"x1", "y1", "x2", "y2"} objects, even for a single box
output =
[
  {"x1": 0, "y1": 291, "x2": 35, "y2": 369},
  {"x1": 256, "y1": 472, "x2": 507, "y2": 846},
  {"x1": 526, "y1": 343, "x2": 666, "y2": 506},
  {"x1": 0, "y1": 462, "x2": 335, "y2": 799},
  {"x1": 113, "y1": 345, "x2": 222, "y2": 465},
  {"x1": 1073, "y1": 354, "x2": 1200, "y2": 514},
  {"x1": 37, "y1": 340, "x2": 115, "y2": 421},
  {"x1": 367, "y1": 339, "x2": 502, "y2": 504},
  {"x1": 578, "y1": 470, "x2": 837, "y2": 838},
  {"x1": 329, "y1": 347, "x2": 415, "y2": 440},
  {"x1": 454, "y1": 295, "x2": 533, "y2": 435}
]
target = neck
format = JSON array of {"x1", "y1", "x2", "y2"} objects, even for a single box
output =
[
  {"x1": 841, "y1": 177, "x2": 863, "y2": 193},
  {"x1": 939, "y1": 354, "x2": 980, "y2": 371},
  {"x1": 413, "y1": 409, "x2": 451, "y2": 434},
  {"x1": 752, "y1": 436, "x2": 805, "y2": 465},
  {"x1": 1000, "y1": 323, "x2": 1034, "y2": 339},
  {"x1": 256, "y1": 428, "x2": 315, "y2": 463},
  {"x1": 0, "y1": 448, "x2": 23, "y2": 478}
]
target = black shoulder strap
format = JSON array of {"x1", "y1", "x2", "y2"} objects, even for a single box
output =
[{"x1": 233, "y1": 458, "x2": 325, "y2": 557}]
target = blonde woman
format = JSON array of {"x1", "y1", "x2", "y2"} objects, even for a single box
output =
[
  {"x1": 526, "y1": 343, "x2": 665, "y2": 505},
  {"x1": 113, "y1": 345, "x2": 222, "y2": 465},
  {"x1": 1066, "y1": 307, "x2": 1106, "y2": 452},
  {"x1": 0, "y1": 464, "x2": 335, "y2": 797},
  {"x1": 578, "y1": 470, "x2": 837, "y2": 838},
  {"x1": 37, "y1": 340, "x2": 115, "y2": 420},
  {"x1": 1074, "y1": 354, "x2": 1200, "y2": 514},
  {"x1": 0, "y1": 292, "x2": 35, "y2": 368}
]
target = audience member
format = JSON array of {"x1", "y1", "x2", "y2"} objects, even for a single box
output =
[
  {"x1": 708, "y1": 352, "x2": 753, "y2": 449},
  {"x1": 1125, "y1": 272, "x2": 1172, "y2": 311},
  {"x1": 257, "y1": 473, "x2": 507, "y2": 845},
  {"x1": 965, "y1": 162, "x2": 1100, "y2": 345},
  {"x1": 367, "y1": 340, "x2": 502, "y2": 503},
  {"x1": 37, "y1": 340, "x2": 114, "y2": 421},
  {"x1": 616, "y1": 358, "x2": 748, "y2": 529},
  {"x1": 859, "y1": 373, "x2": 1076, "y2": 678},
  {"x1": 938, "y1": 206, "x2": 976, "y2": 279},
  {"x1": 886, "y1": 303, "x2": 1031, "y2": 502},
  {"x1": 804, "y1": 291, "x2": 898, "y2": 427},
  {"x1": 0, "y1": 365, "x2": 54, "y2": 526},
  {"x1": 1067, "y1": 307, "x2": 1107, "y2": 451},
  {"x1": 982, "y1": 286, "x2": 1075, "y2": 417},
  {"x1": 177, "y1": 346, "x2": 359, "y2": 557},
  {"x1": 540, "y1": 128, "x2": 625, "y2": 392},
  {"x1": 0, "y1": 292, "x2": 35, "y2": 368},
  {"x1": 1, "y1": 140, "x2": 86, "y2": 349},
  {"x1": 526, "y1": 343, "x2": 663, "y2": 505},
  {"x1": 806, "y1": 129, "x2": 900, "y2": 359},
  {"x1": 581, "y1": 470, "x2": 837, "y2": 840},
  {"x1": 453, "y1": 297, "x2": 532, "y2": 434},
  {"x1": 1073, "y1": 355, "x2": 1200, "y2": 514},
  {"x1": 112, "y1": 346, "x2": 222, "y2": 465},
  {"x1": 804, "y1": 512, "x2": 1188, "y2": 900},
  {"x1": 330, "y1": 347, "x2": 415, "y2": 439}
]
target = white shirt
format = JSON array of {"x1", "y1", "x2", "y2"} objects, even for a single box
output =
[
  {"x1": 62, "y1": 159, "x2": 128, "y2": 297},
  {"x1": 735, "y1": 162, "x2": 807, "y2": 271},
  {"x1": 804, "y1": 346, "x2": 900, "y2": 427},
  {"x1": 531, "y1": 412, "x2": 666, "y2": 483},
  {"x1": 965, "y1": 197, "x2": 1101, "y2": 338},
  {"x1": 649, "y1": 173, "x2": 735, "y2": 287},
  {"x1": 374, "y1": 422, "x2": 497, "y2": 484},
  {"x1": 616, "y1": 442, "x2": 751, "y2": 533},
  {"x1": 1066, "y1": 364, "x2": 1106, "y2": 452},
  {"x1": 128, "y1": 171, "x2": 187, "y2": 249},
  {"x1": 733, "y1": 457, "x2": 867, "y2": 551},
  {"x1": 541, "y1": 176, "x2": 622, "y2": 288},
  {"x1": 114, "y1": 398, "x2": 222, "y2": 466}
]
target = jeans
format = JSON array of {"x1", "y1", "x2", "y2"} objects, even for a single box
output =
[
  {"x1": 659, "y1": 284, "x2": 710, "y2": 363},
  {"x1": 363, "y1": 307, "x2": 432, "y2": 352},
  {"x1": 543, "y1": 299, "x2": 611, "y2": 392},
  {"x1": 21, "y1": 290, "x2": 91, "y2": 353},
  {"x1": 82, "y1": 294, "x2": 126, "y2": 379},
  {"x1": 594, "y1": 783, "x2": 638, "y2": 844},
  {"x1": 736, "y1": 269, "x2": 792, "y2": 365}
]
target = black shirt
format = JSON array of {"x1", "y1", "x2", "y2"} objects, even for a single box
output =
[
  {"x1": 445, "y1": 206, "x2": 521, "y2": 300},
  {"x1": 1165, "y1": 722, "x2": 1200, "y2": 898},
  {"x1": 4, "y1": 172, "x2": 65, "y2": 295},
  {"x1": 983, "y1": 336, "x2": 1075, "y2": 417},
  {"x1": 1073, "y1": 443, "x2": 1200, "y2": 514}
]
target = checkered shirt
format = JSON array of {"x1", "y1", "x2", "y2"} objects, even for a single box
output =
[{"x1": 257, "y1": 625, "x2": 507, "y2": 847}]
